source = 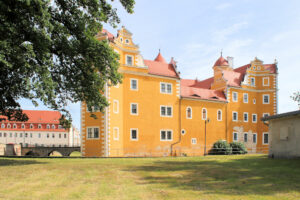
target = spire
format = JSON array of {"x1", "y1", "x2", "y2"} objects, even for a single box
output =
[
  {"x1": 154, "y1": 50, "x2": 167, "y2": 63},
  {"x1": 214, "y1": 54, "x2": 229, "y2": 67}
]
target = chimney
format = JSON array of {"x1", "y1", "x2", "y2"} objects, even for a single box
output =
[{"x1": 227, "y1": 56, "x2": 234, "y2": 68}]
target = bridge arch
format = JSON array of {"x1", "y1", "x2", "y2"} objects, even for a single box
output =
[
  {"x1": 68, "y1": 151, "x2": 81, "y2": 157},
  {"x1": 48, "y1": 150, "x2": 63, "y2": 157},
  {"x1": 25, "y1": 151, "x2": 40, "y2": 157}
]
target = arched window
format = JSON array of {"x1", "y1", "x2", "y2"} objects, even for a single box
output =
[
  {"x1": 21, "y1": 124, "x2": 25, "y2": 129},
  {"x1": 30, "y1": 124, "x2": 34, "y2": 129},
  {"x1": 52, "y1": 124, "x2": 55, "y2": 129},
  {"x1": 46, "y1": 124, "x2": 50, "y2": 129},
  {"x1": 38, "y1": 124, "x2": 42, "y2": 129},
  {"x1": 1, "y1": 124, "x2": 5, "y2": 128},
  {"x1": 202, "y1": 108, "x2": 207, "y2": 120},
  {"x1": 13, "y1": 124, "x2": 17, "y2": 129},
  {"x1": 7, "y1": 124, "x2": 11, "y2": 129},
  {"x1": 186, "y1": 107, "x2": 192, "y2": 119},
  {"x1": 217, "y1": 110, "x2": 222, "y2": 121}
]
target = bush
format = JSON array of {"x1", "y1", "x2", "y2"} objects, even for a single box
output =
[
  {"x1": 211, "y1": 140, "x2": 232, "y2": 155},
  {"x1": 230, "y1": 142, "x2": 248, "y2": 154}
]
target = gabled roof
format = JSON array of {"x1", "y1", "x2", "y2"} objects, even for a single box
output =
[
  {"x1": 181, "y1": 85, "x2": 226, "y2": 102},
  {"x1": 1, "y1": 110, "x2": 62, "y2": 124}
]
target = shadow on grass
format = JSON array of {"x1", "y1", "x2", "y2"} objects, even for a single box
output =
[
  {"x1": 125, "y1": 155, "x2": 300, "y2": 196},
  {"x1": 0, "y1": 159, "x2": 46, "y2": 166}
]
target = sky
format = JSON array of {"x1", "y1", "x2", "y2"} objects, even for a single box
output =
[{"x1": 20, "y1": 0, "x2": 300, "y2": 129}]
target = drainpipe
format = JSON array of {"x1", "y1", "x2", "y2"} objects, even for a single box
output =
[{"x1": 170, "y1": 97, "x2": 182, "y2": 156}]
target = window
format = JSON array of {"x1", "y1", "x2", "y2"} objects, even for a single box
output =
[
  {"x1": 202, "y1": 108, "x2": 207, "y2": 120},
  {"x1": 0, "y1": 132, "x2": 1, "y2": 137},
  {"x1": 160, "y1": 82, "x2": 172, "y2": 94},
  {"x1": 233, "y1": 132, "x2": 238, "y2": 141},
  {"x1": 253, "y1": 133, "x2": 257, "y2": 144},
  {"x1": 59, "y1": 134, "x2": 61, "y2": 138},
  {"x1": 30, "y1": 133, "x2": 32, "y2": 138},
  {"x1": 38, "y1": 124, "x2": 42, "y2": 129},
  {"x1": 263, "y1": 77, "x2": 269, "y2": 86},
  {"x1": 113, "y1": 100, "x2": 119, "y2": 114},
  {"x1": 120, "y1": 37, "x2": 123, "y2": 42},
  {"x1": 47, "y1": 124, "x2": 50, "y2": 129},
  {"x1": 52, "y1": 133, "x2": 55, "y2": 138},
  {"x1": 232, "y1": 92, "x2": 238, "y2": 102},
  {"x1": 252, "y1": 114, "x2": 257, "y2": 123},
  {"x1": 232, "y1": 112, "x2": 238, "y2": 121},
  {"x1": 217, "y1": 110, "x2": 222, "y2": 121},
  {"x1": 125, "y1": 39, "x2": 129, "y2": 44},
  {"x1": 7, "y1": 124, "x2": 11, "y2": 128},
  {"x1": 14, "y1": 133, "x2": 17, "y2": 137},
  {"x1": 181, "y1": 129, "x2": 186, "y2": 135},
  {"x1": 253, "y1": 99, "x2": 256, "y2": 104},
  {"x1": 47, "y1": 133, "x2": 49, "y2": 138},
  {"x1": 263, "y1": 94, "x2": 270, "y2": 104},
  {"x1": 130, "y1": 79, "x2": 138, "y2": 90},
  {"x1": 38, "y1": 133, "x2": 41, "y2": 138},
  {"x1": 263, "y1": 113, "x2": 270, "y2": 118},
  {"x1": 30, "y1": 124, "x2": 34, "y2": 129},
  {"x1": 244, "y1": 133, "x2": 248, "y2": 142},
  {"x1": 1, "y1": 124, "x2": 4, "y2": 128},
  {"x1": 21, "y1": 124, "x2": 25, "y2": 129},
  {"x1": 126, "y1": 55, "x2": 133, "y2": 66},
  {"x1": 243, "y1": 93, "x2": 248, "y2": 103},
  {"x1": 13, "y1": 124, "x2": 17, "y2": 129},
  {"x1": 130, "y1": 129, "x2": 138, "y2": 141},
  {"x1": 250, "y1": 77, "x2": 255, "y2": 86},
  {"x1": 130, "y1": 103, "x2": 138, "y2": 115},
  {"x1": 25, "y1": 133, "x2": 28, "y2": 138},
  {"x1": 64, "y1": 133, "x2": 67, "y2": 138},
  {"x1": 4, "y1": 132, "x2": 6, "y2": 137},
  {"x1": 191, "y1": 138, "x2": 197, "y2": 144},
  {"x1": 263, "y1": 133, "x2": 269, "y2": 144},
  {"x1": 160, "y1": 130, "x2": 172, "y2": 141},
  {"x1": 160, "y1": 106, "x2": 172, "y2": 117},
  {"x1": 113, "y1": 127, "x2": 119, "y2": 140},
  {"x1": 87, "y1": 127, "x2": 99, "y2": 139},
  {"x1": 52, "y1": 125, "x2": 55, "y2": 129},
  {"x1": 186, "y1": 107, "x2": 192, "y2": 119},
  {"x1": 58, "y1": 125, "x2": 62, "y2": 129},
  {"x1": 243, "y1": 112, "x2": 248, "y2": 122}
]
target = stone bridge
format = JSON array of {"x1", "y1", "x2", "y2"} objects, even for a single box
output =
[{"x1": 21, "y1": 146, "x2": 81, "y2": 157}]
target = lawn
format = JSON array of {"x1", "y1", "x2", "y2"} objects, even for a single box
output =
[{"x1": 0, "y1": 155, "x2": 299, "y2": 200}]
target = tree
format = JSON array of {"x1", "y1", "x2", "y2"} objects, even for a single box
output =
[
  {"x1": 291, "y1": 91, "x2": 300, "y2": 109},
  {"x1": 0, "y1": 0, "x2": 135, "y2": 127}
]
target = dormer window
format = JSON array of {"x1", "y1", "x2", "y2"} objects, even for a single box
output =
[
  {"x1": 52, "y1": 124, "x2": 55, "y2": 129},
  {"x1": 1, "y1": 124, "x2": 5, "y2": 128},
  {"x1": 38, "y1": 124, "x2": 42, "y2": 129},
  {"x1": 13, "y1": 124, "x2": 17, "y2": 129},
  {"x1": 7, "y1": 124, "x2": 11, "y2": 128},
  {"x1": 46, "y1": 124, "x2": 50, "y2": 129},
  {"x1": 30, "y1": 124, "x2": 34, "y2": 129},
  {"x1": 21, "y1": 124, "x2": 25, "y2": 129},
  {"x1": 58, "y1": 125, "x2": 62, "y2": 129}
]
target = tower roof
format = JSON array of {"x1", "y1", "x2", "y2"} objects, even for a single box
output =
[
  {"x1": 214, "y1": 56, "x2": 229, "y2": 67},
  {"x1": 154, "y1": 51, "x2": 167, "y2": 63}
]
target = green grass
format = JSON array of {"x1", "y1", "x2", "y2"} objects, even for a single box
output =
[{"x1": 0, "y1": 155, "x2": 299, "y2": 200}]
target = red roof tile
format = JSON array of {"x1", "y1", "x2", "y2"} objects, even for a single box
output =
[
  {"x1": 214, "y1": 56, "x2": 229, "y2": 66},
  {"x1": 181, "y1": 77, "x2": 214, "y2": 89},
  {"x1": 222, "y1": 70, "x2": 244, "y2": 87},
  {"x1": 144, "y1": 60, "x2": 179, "y2": 78},
  {"x1": 154, "y1": 52, "x2": 167, "y2": 63},
  {"x1": 102, "y1": 29, "x2": 115, "y2": 41},
  {"x1": 181, "y1": 85, "x2": 226, "y2": 101}
]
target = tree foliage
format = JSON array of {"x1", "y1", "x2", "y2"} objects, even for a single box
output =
[
  {"x1": 0, "y1": 0, "x2": 135, "y2": 126},
  {"x1": 291, "y1": 91, "x2": 300, "y2": 109}
]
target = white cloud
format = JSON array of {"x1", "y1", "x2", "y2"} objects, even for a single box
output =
[
  {"x1": 215, "y1": 3, "x2": 232, "y2": 11},
  {"x1": 213, "y1": 22, "x2": 248, "y2": 42}
]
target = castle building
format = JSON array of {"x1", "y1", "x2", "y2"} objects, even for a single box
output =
[
  {"x1": 81, "y1": 27, "x2": 278, "y2": 157},
  {"x1": 0, "y1": 110, "x2": 80, "y2": 147}
]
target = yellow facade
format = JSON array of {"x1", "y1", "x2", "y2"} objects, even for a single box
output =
[{"x1": 81, "y1": 27, "x2": 278, "y2": 157}]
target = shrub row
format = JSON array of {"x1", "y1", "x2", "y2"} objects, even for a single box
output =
[{"x1": 210, "y1": 140, "x2": 248, "y2": 155}]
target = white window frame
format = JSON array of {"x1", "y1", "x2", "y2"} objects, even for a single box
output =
[
  {"x1": 86, "y1": 126, "x2": 100, "y2": 139},
  {"x1": 113, "y1": 100, "x2": 119, "y2": 114},
  {"x1": 244, "y1": 132, "x2": 248, "y2": 142},
  {"x1": 38, "y1": 124, "x2": 42, "y2": 129},
  {"x1": 191, "y1": 138, "x2": 197, "y2": 144},
  {"x1": 160, "y1": 82, "x2": 172, "y2": 94},
  {"x1": 202, "y1": 108, "x2": 207, "y2": 120},
  {"x1": 232, "y1": 111, "x2": 238, "y2": 122},
  {"x1": 252, "y1": 114, "x2": 257, "y2": 123},
  {"x1": 232, "y1": 92, "x2": 238, "y2": 102},
  {"x1": 130, "y1": 78, "x2": 138, "y2": 91},
  {"x1": 46, "y1": 124, "x2": 50, "y2": 129},
  {"x1": 13, "y1": 124, "x2": 17, "y2": 129},
  {"x1": 250, "y1": 77, "x2": 255, "y2": 86},
  {"x1": 130, "y1": 128, "x2": 138, "y2": 141},
  {"x1": 113, "y1": 127, "x2": 119, "y2": 141},
  {"x1": 186, "y1": 107, "x2": 192, "y2": 119},
  {"x1": 160, "y1": 105, "x2": 173, "y2": 117},
  {"x1": 233, "y1": 132, "x2": 238, "y2": 142},
  {"x1": 181, "y1": 129, "x2": 186, "y2": 135},
  {"x1": 243, "y1": 93, "x2": 248, "y2": 103},
  {"x1": 1, "y1": 124, "x2": 4, "y2": 128},
  {"x1": 21, "y1": 124, "x2": 25, "y2": 129},
  {"x1": 7, "y1": 124, "x2": 11, "y2": 128},
  {"x1": 30, "y1": 124, "x2": 33, "y2": 129},
  {"x1": 130, "y1": 103, "x2": 138, "y2": 115},
  {"x1": 263, "y1": 77, "x2": 269, "y2": 86},
  {"x1": 217, "y1": 110, "x2": 222, "y2": 121},
  {"x1": 263, "y1": 94, "x2": 270, "y2": 104},
  {"x1": 52, "y1": 124, "x2": 55, "y2": 129},
  {"x1": 263, "y1": 132, "x2": 269, "y2": 145},
  {"x1": 160, "y1": 129, "x2": 173, "y2": 141},
  {"x1": 126, "y1": 55, "x2": 133, "y2": 66},
  {"x1": 253, "y1": 133, "x2": 257, "y2": 144},
  {"x1": 243, "y1": 112, "x2": 248, "y2": 122}
]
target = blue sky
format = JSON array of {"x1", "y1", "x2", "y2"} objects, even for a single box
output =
[{"x1": 20, "y1": 0, "x2": 300, "y2": 128}]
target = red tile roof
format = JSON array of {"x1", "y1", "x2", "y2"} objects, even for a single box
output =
[
  {"x1": 102, "y1": 29, "x2": 115, "y2": 41},
  {"x1": 181, "y1": 85, "x2": 226, "y2": 102},
  {"x1": 154, "y1": 52, "x2": 167, "y2": 63},
  {"x1": 214, "y1": 56, "x2": 229, "y2": 66},
  {"x1": 181, "y1": 77, "x2": 214, "y2": 89}
]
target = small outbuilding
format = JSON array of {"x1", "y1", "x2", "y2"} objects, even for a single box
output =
[{"x1": 262, "y1": 110, "x2": 300, "y2": 159}]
